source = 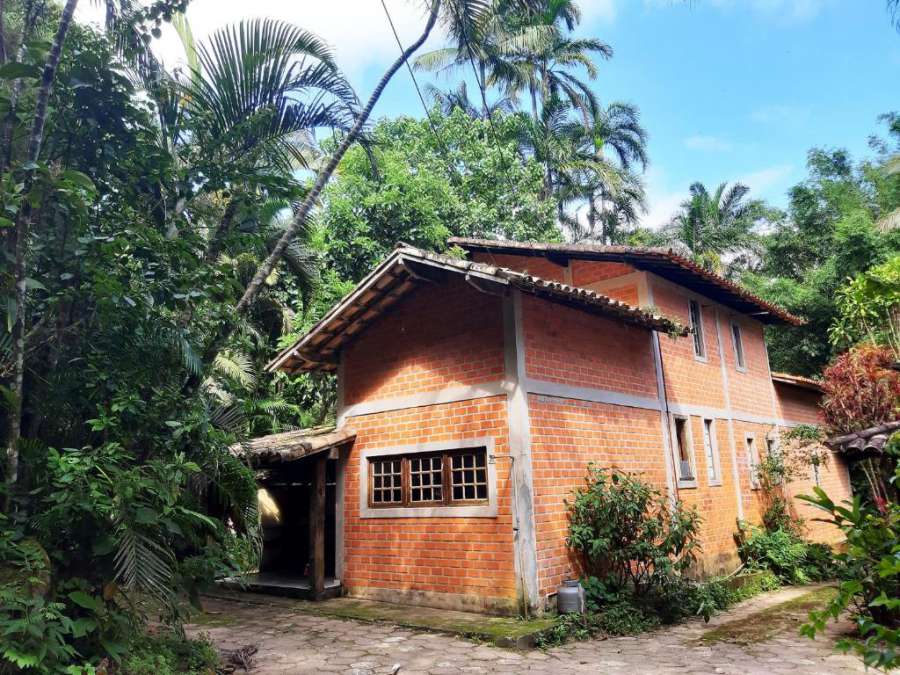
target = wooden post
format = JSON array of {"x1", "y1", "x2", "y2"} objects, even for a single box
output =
[{"x1": 309, "y1": 454, "x2": 326, "y2": 599}]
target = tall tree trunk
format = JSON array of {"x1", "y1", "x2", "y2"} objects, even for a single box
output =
[
  {"x1": 235, "y1": 0, "x2": 440, "y2": 315},
  {"x1": 0, "y1": 0, "x2": 7, "y2": 65},
  {"x1": 529, "y1": 85, "x2": 538, "y2": 120},
  {"x1": 5, "y1": 0, "x2": 79, "y2": 497},
  {"x1": 204, "y1": 197, "x2": 240, "y2": 263}
]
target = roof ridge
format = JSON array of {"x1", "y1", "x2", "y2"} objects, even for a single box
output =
[{"x1": 448, "y1": 237, "x2": 803, "y2": 326}]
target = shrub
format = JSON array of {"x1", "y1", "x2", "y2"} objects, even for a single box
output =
[
  {"x1": 120, "y1": 630, "x2": 218, "y2": 675},
  {"x1": 821, "y1": 344, "x2": 899, "y2": 434},
  {"x1": 799, "y1": 481, "x2": 900, "y2": 671},
  {"x1": 567, "y1": 467, "x2": 701, "y2": 597},
  {"x1": 737, "y1": 524, "x2": 811, "y2": 584}
]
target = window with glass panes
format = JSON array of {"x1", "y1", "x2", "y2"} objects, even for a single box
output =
[{"x1": 368, "y1": 447, "x2": 489, "y2": 508}]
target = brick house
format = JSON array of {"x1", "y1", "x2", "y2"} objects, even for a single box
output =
[{"x1": 251, "y1": 238, "x2": 852, "y2": 615}]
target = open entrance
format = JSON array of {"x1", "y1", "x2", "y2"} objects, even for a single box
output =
[
  {"x1": 250, "y1": 456, "x2": 340, "y2": 598},
  {"x1": 223, "y1": 426, "x2": 355, "y2": 600}
]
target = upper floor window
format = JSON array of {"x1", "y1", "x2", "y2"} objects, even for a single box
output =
[
  {"x1": 731, "y1": 321, "x2": 746, "y2": 371},
  {"x1": 369, "y1": 447, "x2": 488, "y2": 509},
  {"x1": 688, "y1": 299, "x2": 706, "y2": 359}
]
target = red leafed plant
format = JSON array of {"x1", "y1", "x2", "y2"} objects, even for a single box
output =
[{"x1": 821, "y1": 344, "x2": 900, "y2": 434}]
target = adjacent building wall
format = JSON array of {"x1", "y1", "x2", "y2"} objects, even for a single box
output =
[{"x1": 773, "y1": 381, "x2": 853, "y2": 545}]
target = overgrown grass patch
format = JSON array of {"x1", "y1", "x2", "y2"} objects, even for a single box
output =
[{"x1": 699, "y1": 586, "x2": 838, "y2": 646}]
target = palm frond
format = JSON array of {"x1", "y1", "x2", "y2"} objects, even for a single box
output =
[
  {"x1": 213, "y1": 350, "x2": 257, "y2": 389},
  {"x1": 114, "y1": 526, "x2": 175, "y2": 603}
]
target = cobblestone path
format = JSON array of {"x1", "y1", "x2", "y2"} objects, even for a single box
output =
[{"x1": 188, "y1": 585, "x2": 864, "y2": 674}]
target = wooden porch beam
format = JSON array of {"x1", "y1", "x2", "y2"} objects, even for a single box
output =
[{"x1": 309, "y1": 454, "x2": 326, "y2": 599}]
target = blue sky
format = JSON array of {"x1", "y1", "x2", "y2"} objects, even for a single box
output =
[{"x1": 78, "y1": 0, "x2": 899, "y2": 227}]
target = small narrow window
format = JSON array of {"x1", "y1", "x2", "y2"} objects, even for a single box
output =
[
  {"x1": 673, "y1": 416, "x2": 694, "y2": 482},
  {"x1": 731, "y1": 322, "x2": 746, "y2": 370},
  {"x1": 765, "y1": 437, "x2": 782, "y2": 485},
  {"x1": 702, "y1": 419, "x2": 720, "y2": 483},
  {"x1": 746, "y1": 436, "x2": 760, "y2": 489},
  {"x1": 689, "y1": 300, "x2": 706, "y2": 359}
]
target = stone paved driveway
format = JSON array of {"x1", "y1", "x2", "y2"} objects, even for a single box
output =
[{"x1": 188, "y1": 586, "x2": 865, "y2": 674}]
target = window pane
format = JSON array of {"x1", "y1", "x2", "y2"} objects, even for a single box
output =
[
  {"x1": 703, "y1": 419, "x2": 718, "y2": 482},
  {"x1": 689, "y1": 301, "x2": 705, "y2": 358},
  {"x1": 747, "y1": 438, "x2": 759, "y2": 488},
  {"x1": 732, "y1": 323, "x2": 745, "y2": 369},
  {"x1": 370, "y1": 458, "x2": 403, "y2": 505},
  {"x1": 451, "y1": 448, "x2": 488, "y2": 502},
  {"x1": 409, "y1": 455, "x2": 442, "y2": 503},
  {"x1": 675, "y1": 418, "x2": 694, "y2": 480}
]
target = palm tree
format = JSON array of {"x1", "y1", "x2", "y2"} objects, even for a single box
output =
[
  {"x1": 426, "y1": 81, "x2": 514, "y2": 119},
  {"x1": 415, "y1": 0, "x2": 610, "y2": 122},
  {"x1": 576, "y1": 102, "x2": 648, "y2": 243},
  {"x1": 166, "y1": 18, "x2": 360, "y2": 261},
  {"x1": 663, "y1": 181, "x2": 762, "y2": 271},
  {"x1": 514, "y1": 98, "x2": 620, "y2": 225},
  {"x1": 6, "y1": 0, "x2": 80, "y2": 495}
]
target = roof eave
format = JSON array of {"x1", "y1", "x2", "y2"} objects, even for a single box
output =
[{"x1": 449, "y1": 237, "x2": 804, "y2": 327}]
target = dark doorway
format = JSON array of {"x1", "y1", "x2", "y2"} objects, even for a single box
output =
[{"x1": 243, "y1": 456, "x2": 339, "y2": 598}]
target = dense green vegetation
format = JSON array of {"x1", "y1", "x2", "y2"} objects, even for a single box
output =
[{"x1": 0, "y1": 0, "x2": 897, "y2": 671}]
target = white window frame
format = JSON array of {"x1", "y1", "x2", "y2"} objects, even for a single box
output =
[
  {"x1": 730, "y1": 320, "x2": 747, "y2": 372},
  {"x1": 745, "y1": 434, "x2": 761, "y2": 490},
  {"x1": 688, "y1": 299, "x2": 707, "y2": 362},
  {"x1": 670, "y1": 414, "x2": 698, "y2": 488},
  {"x1": 359, "y1": 437, "x2": 498, "y2": 518},
  {"x1": 702, "y1": 418, "x2": 722, "y2": 486}
]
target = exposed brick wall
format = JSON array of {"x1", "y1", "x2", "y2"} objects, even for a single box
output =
[
  {"x1": 343, "y1": 278, "x2": 504, "y2": 406},
  {"x1": 326, "y1": 253, "x2": 852, "y2": 616},
  {"x1": 521, "y1": 294, "x2": 658, "y2": 398},
  {"x1": 774, "y1": 382, "x2": 824, "y2": 425},
  {"x1": 571, "y1": 260, "x2": 633, "y2": 286},
  {"x1": 786, "y1": 451, "x2": 853, "y2": 545},
  {"x1": 342, "y1": 397, "x2": 518, "y2": 612},
  {"x1": 723, "y1": 318, "x2": 777, "y2": 417},
  {"x1": 673, "y1": 416, "x2": 744, "y2": 575},
  {"x1": 650, "y1": 277, "x2": 728, "y2": 409},
  {"x1": 600, "y1": 283, "x2": 640, "y2": 306},
  {"x1": 470, "y1": 252, "x2": 567, "y2": 281},
  {"x1": 772, "y1": 381, "x2": 852, "y2": 545},
  {"x1": 528, "y1": 395, "x2": 668, "y2": 596}
]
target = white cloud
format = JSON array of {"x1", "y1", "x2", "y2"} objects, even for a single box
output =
[
  {"x1": 751, "y1": 104, "x2": 811, "y2": 126},
  {"x1": 683, "y1": 134, "x2": 732, "y2": 152},
  {"x1": 737, "y1": 164, "x2": 794, "y2": 195},
  {"x1": 641, "y1": 167, "x2": 684, "y2": 230},
  {"x1": 75, "y1": 0, "x2": 441, "y2": 84}
]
